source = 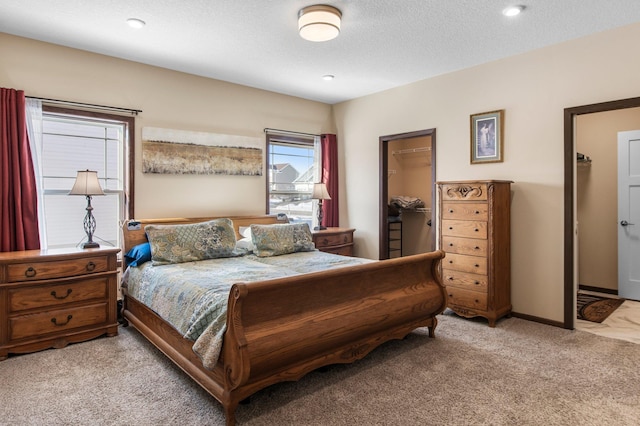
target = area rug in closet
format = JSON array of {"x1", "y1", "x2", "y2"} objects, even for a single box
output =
[{"x1": 577, "y1": 293, "x2": 625, "y2": 323}]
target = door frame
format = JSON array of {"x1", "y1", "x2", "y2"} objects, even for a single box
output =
[
  {"x1": 563, "y1": 96, "x2": 640, "y2": 329},
  {"x1": 379, "y1": 128, "x2": 436, "y2": 260}
]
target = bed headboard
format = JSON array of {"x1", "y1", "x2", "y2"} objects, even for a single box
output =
[{"x1": 121, "y1": 215, "x2": 285, "y2": 253}]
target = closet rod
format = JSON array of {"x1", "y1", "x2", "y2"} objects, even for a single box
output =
[
  {"x1": 27, "y1": 96, "x2": 142, "y2": 115},
  {"x1": 264, "y1": 128, "x2": 319, "y2": 137}
]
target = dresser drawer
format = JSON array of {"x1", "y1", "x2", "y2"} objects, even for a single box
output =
[
  {"x1": 8, "y1": 277, "x2": 109, "y2": 313},
  {"x1": 9, "y1": 302, "x2": 108, "y2": 341},
  {"x1": 443, "y1": 253, "x2": 487, "y2": 275},
  {"x1": 314, "y1": 232, "x2": 353, "y2": 249},
  {"x1": 441, "y1": 220, "x2": 488, "y2": 239},
  {"x1": 446, "y1": 286, "x2": 487, "y2": 311},
  {"x1": 441, "y1": 183, "x2": 488, "y2": 201},
  {"x1": 441, "y1": 202, "x2": 488, "y2": 221},
  {"x1": 442, "y1": 269, "x2": 488, "y2": 292},
  {"x1": 6, "y1": 255, "x2": 110, "y2": 282},
  {"x1": 442, "y1": 236, "x2": 487, "y2": 256}
]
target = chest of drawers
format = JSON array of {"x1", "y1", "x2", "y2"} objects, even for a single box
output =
[
  {"x1": 0, "y1": 247, "x2": 120, "y2": 360},
  {"x1": 312, "y1": 227, "x2": 355, "y2": 256},
  {"x1": 438, "y1": 180, "x2": 512, "y2": 327}
]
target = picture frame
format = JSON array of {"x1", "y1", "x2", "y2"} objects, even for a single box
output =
[{"x1": 470, "y1": 109, "x2": 504, "y2": 164}]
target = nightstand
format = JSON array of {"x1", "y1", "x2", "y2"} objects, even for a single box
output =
[
  {"x1": 312, "y1": 227, "x2": 355, "y2": 256},
  {"x1": 0, "y1": 246, "x2": 120, "y2": 360}
]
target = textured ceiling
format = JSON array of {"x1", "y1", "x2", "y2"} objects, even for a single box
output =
[{"x1": 2, "y1": 1, "x2": 640, "y2": 104}]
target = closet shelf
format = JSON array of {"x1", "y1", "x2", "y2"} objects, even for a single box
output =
[{"x1": 392, "y1": 147, "x2": 431, "y2": 155}]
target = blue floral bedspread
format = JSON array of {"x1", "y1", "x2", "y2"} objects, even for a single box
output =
[{"x1": 123, "y1": 250, "x2": 372, "y2": 369}]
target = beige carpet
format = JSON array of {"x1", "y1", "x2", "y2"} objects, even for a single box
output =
[{"x1": 1, "y1": 311, "x2": 639, "y2": 425}]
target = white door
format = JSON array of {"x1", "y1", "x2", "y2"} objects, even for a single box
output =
[{"x1": 618, "y1": 130, "x2": 640, "y2": 300}]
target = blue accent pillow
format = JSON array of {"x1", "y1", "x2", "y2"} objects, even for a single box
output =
[{"x1": 124, "y1": 242, "x2": 152, "y2": 267}]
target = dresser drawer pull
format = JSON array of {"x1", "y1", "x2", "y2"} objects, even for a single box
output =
[
  {"x1": 343, "y1": 236, "x2": 348, "y2": 243},
  {"x1": 475, "y1": 246, "x2": 480, "y2": 250},
  {"x1": 25, "y1": 267, "x2": 37, "y2": 278},
  {"x1": 447, "y1": 276, "x2": 454, "y2": 281},
  {"x1": 449, "y1": 243, "x2": 454, "y2": 247},
  {"x1": 474, "y1": 228, "x2": 479, "y2": 232},
  {"x1": 51, "y1": 289, "x2": 73, "y2": 300},
  {"x1": 51, "y1": 315, "x2": 73, "y2": 327},
  {"x1": 449, "y1": 227, "x2": 453, "y2": 230},
  {"x1": 86, "y1": 261, "x2": 96, "y2": 272},
  {"x1": 475, "y1": 211, "x2": 480, "y2": 214},
  {"x1": 448, "y1": 209, "x2": 454, "y2": 213},
  {"x1": 475, "y1": 264, "x2": 480, "y2": 268},
  {"x1": 475, "y1": 281, "x2": 480, "y2": 285}
]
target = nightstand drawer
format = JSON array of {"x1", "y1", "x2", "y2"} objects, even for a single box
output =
[
  {"x1": 442, "y1": 269, "x2": 488, "y2": 292},
  {"x1": 443, "y1": 253, "x2": 487, "y2": 275},
  {"x1": 446, "y1": 286, "x2": 487, "y2": 311},
  {"x1": 314, "y1": 232, "x2": 353, "y2": 249},
  {"x1": 320, "y1": 245, "x2": 354, "y2": 256},
  {"x1": 9, "y1": 302, "x2": 108, "y2": 341},
  {"x1": 442, "y1": 236, "x2": 487, "y2": 256},
  {"x1": 8, "y1": 277, "x2": 109, "y2": 313},
  {"x1": 6, "y1": 255, "x2": 110, "y2": 282},
  {"x1": 440, "y1": 183, "x2": 488, "y2": 201},
  {"x1": 441, "y1": 203, "x2": 488, "y2": 221}
]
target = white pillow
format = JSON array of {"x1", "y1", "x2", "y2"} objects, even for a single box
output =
[{"x1": 235, "y1": 237, "x2": 254, "y2": 252}]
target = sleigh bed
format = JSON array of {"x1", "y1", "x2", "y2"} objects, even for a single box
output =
[{"x1": 120, "y1": 215, "x2": 446, "y2": 425}]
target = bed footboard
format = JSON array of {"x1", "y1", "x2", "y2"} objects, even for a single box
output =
[{"x1": 221, "y1": 250, "x2": 446, "y2": 423}]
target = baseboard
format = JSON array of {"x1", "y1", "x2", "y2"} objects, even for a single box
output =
[
  {"x1": 578, "y1": 284, "x2": 618, "y2": 295},
  {"x1": 511, "y1": 311, "x2": 565, "y2": 329}
]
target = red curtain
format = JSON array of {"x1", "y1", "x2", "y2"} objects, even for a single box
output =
[
  {"x1": 0, "y1": 88, "x2": 40, "y2": 252},
  {"x1": 321, "y1": 133, "x2": 339, "y2": 227}
]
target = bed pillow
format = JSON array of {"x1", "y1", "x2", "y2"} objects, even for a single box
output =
[
  {"x1": 145, "y1": 218, "x2": 237, "y2": 265},
  {"x1": 235, "y1": 237, "x2": 254, "y2": 253},
  {"x1": 251, "y1": 223, "x2": 315, "y2": 257},
  {"x1": 124, "y1": 242, "x2": 152, "y2": 267}
]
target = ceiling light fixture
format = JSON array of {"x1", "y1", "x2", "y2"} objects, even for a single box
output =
[
  {"x1": 127, "y1": 18, "x2": 146, "y2": 29},
  {"x1": 298, "y1": 5, "x2": 342, "y2": 42},
  {"x1": 322, "y1": 74, "x2": 335, "y2": 81},
  {"x1": 502, "y1": 5, "x2": 525, "y2": 17}
]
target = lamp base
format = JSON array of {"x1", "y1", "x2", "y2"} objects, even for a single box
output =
[{"x1": 81, "y1": 241, "x2": 100, "y2": 249}]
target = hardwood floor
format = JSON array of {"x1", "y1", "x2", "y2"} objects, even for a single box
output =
[{"x1": 575, "y1": 291, "x2": 640, "y2": 344}]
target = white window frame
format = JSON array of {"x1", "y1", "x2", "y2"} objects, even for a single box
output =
[
  {"x1": 266, "y1": 133, "x2": 321, "y2": 227},
  {"x1": 39, "y1": 106, "x2": 134, "y2": 251}
]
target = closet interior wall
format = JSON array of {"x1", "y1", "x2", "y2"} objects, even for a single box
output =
[{"x1": 387, "y1": 136, "x2": 432, "y2": 256}]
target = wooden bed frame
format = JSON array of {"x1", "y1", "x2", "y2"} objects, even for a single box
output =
[{"x1": 121, "y1": 215, "x2": 446, "y2": 425}]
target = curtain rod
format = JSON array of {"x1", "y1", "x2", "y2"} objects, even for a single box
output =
[
  {"x1": 26, "y1": 96, "x2": 142, "y2": 116},
  {"x1": 263, "y1": 128, "x2": 319, "y2": 137}
]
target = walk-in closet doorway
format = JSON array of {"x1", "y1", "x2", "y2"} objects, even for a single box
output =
[{"x1": 379, "y1": 129, "x2": 436, "y2": 260}]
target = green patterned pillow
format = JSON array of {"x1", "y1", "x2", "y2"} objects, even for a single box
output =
[
  {"x1": 146, "y1": 218, "x2": 237, "y2": 265},
  {"x1": 251, "y1": 223, "x2": 315, "y2": 257}
]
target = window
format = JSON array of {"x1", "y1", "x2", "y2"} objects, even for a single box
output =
[
  {"x1": 40, "y1": 107, "x2": 133, "y2": 250},
  {"x1": 266, "y1": 133, "x2": 320, "y2": 226}
]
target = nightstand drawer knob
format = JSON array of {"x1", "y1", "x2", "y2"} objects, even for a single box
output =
[
  {"x1": 51, "y1": 314, "x2": 73, "y2": 327},
  {"x1": 51, "y1": 289, "x2": 72, "y2": 300},
  {"x1": 86, "y1": 261, "x2": 96, "y2": 272},
  {"x1": 25, "y1": 267, "x2": 37, "y2": 278}
]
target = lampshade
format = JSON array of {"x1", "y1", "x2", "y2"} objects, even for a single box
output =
[
  {"x1": 298, "y1": 5, "x2": 341, "y2": 42},
  {"x1": 311, "y1": 182, "x2": 331, "y2": 200},
  {"x1": 69, "y1": 170, "x2": 104, "y2": 196}
]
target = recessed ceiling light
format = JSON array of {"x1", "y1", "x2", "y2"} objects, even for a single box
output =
[
  {"x1": 502, "y1": 5, "x2": 525, "y2": 17},
  {"x1": 127, "y1": 18, "x2": 146, "y2": 29},
  {"x1": 322, "y1": 75, "x2": 335, "y2": 81}
]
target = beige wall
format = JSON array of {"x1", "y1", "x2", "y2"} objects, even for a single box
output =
[
  {"x1": 334, "y1": 23, "x2": 640, "y2": 323},
  {"x1": 0, "y1": 33, "x2": 333, "y2": 219},
  {"x1": 576, "y1": 107, "x2": 640, "y2": 291}
]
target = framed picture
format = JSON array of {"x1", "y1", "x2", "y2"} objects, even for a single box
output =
[{"x1": 470, "y1": 109, "x2": 504, "y2": 164}]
